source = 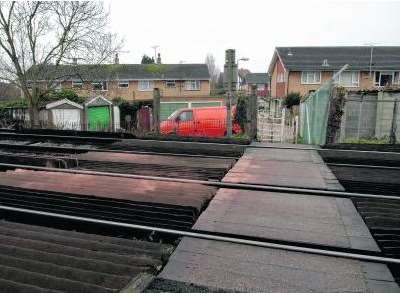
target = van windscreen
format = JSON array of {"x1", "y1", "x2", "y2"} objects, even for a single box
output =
[{"x1": 167, "y1": 110, "x2": 180, "y2": 120}]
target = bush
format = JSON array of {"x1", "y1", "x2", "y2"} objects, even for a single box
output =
[
  {"x1": 42, "y1": 89, "x2": 86, "y2": 104},
  {"x1": 283, "y1": 92, "x2": 301, "y2": 108},
  {"x1": 234, "y1": 94, "x2": 248, "y2": 132}
]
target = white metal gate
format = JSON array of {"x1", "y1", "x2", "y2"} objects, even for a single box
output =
[{"x1": 257, "y1": 106, "x2": 298, "y2": 143}]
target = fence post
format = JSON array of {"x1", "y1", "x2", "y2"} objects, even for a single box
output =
[
  {"x1": 389, "y1": 99, "x2": 398, "y2": 144},
  {"x1": 280, "y1": 108, "x2": 285, "y2": 143},
  {"x1": 356, "y1": 95, "x2": 364, "y2": 142},
  {"x1": 249, "y1": 85, "x2": 258, "y2": 140},
  {"x1": 153, "y1": 88, "x2": 161, "y2": 134},
  {"x1": 339, "y1": 96, "x2": 347, "y2": 143},
  {"x1": 294, "y1": 115, "x2": 299, "y2": 144}
]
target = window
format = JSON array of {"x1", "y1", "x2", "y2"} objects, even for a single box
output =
[
  {"x1": 277, "y1": 73, "x2": 285, "y2": 83},
  {"x1": 138, "y1": 80, "x2": 154, "y2": 91},
  {"x1": 185, "y1": 80, "x2": 201, "y2": 91},
  {"x1": 92, "y1": 81, "x2": 107, "y2": 91},
  {"x1": 177, "y1": 110, "x2": 193, "y2": 122},
  {"x1": 72, "y1": 81, "x2": 83, "y2": 89},
  {"x1": 257, "y1": 84, "x2": 265, "y2": 90},
  {"x1": 118, "y1": 81, "x2": 129, "y2": 88},
  {"x1": 53, "y1": 82, "x2": 62, "y2": 91},
  {"x1": 375, "y1": 71, "x2": 398, "y2": 87},
  {"x1": 301, "y1": 71, "x2": 321, "y2": 84},
  {"x1": 395, "y1": 72, "x2": 400, "y2": 85},
  {"x1": 334, "y1": 71, "x2": 359, "y2": 87},
  {"x1": 165, "y1": 80, "x2": 176, "y2": 88}
]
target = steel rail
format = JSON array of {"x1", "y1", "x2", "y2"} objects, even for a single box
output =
[
  {"x1": 0, "y1": 142, "x2": 238, "y2": 160},
  {"x1": 3, "y1": 130, "x2": 400, "y2": 156},
  {"x1": 0, "y1": 131, "x2": 249, "y2": 148},
  {"x1": 248, "y1": 144, "x2": 400, "y2": 155},
  {"x1": 0, "y1": 204, "x2": 398, "y2": 265},
  {"x1": 327, "y1": 163, "x2": 400, "y2": 170},
  {"x1": 0, "y1": 131, "x2": 119, "y2": 142},
  {"x1": 1, "y1": 162, "x2": 399, "y2": 201}
]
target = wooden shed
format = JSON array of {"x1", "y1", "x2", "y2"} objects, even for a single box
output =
[{"x1": 85, "y1": 96, "x2": 118, "y2": 131}]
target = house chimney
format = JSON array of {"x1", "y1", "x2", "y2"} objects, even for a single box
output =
[
  {"x1": 156, "y1": 53, "x2": 161, "y2": 64},
  {"x1": 72, "y1": 58, "x2": 78, "y2": 65},
  {"x1": 322, "y1": 59, "x2": 329, "y2": 67},
  {"x1": 114, "y1": 53, "x2": 119, "y2": 64}
]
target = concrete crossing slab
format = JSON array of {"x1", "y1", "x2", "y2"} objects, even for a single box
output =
[
  {"x1": 223, "y1": 147, "x2": 344, "y2": 191},
  {"x1": 193, "y1": 188, "x2": 379, "y2": 251},
  {"x1": 160, "y1": 238, "x2": 399, "y2": 293}
]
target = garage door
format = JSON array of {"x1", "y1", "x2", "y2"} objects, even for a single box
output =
[
  {"x1": 191, "y1": 101, "x2": 222, "y2": 108},
  {"x1": 52, "y1": 109, "x2": 81, "y2": 130},
  {"x1": 160, "y1": 102, "x2": 189, "y2": 121},
  {"x1": 88, "y1": 106, "x2": 110, "y2": 131}
]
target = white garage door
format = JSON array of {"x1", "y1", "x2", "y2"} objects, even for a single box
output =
[{"x1": 52, "y1": 109, "x2": 81, "y2": 130}]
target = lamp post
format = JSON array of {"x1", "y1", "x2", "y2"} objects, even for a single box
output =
[{"x1": 237, "y1": 57, "x2": 249, "y2": 91}]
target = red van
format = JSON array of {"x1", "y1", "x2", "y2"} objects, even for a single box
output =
[{"x1": 160, "y1": 106, "x2": 241, "y2": 137}]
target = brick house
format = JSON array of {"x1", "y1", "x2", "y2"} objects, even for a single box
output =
[
  {"x1": 32, "y1": 59, "x2": 223, "y2": 120},
  {"x1": 268, "y1": 46, "x2": 400, "y2": 101},
  {"x1": 242, "y1": 73, "x2": 270, "y2": 97}
]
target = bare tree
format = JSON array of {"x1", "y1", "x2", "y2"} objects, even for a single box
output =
[
  {"x1": 205, "y1": 53, "x2": 220, "y2": 90},
  {"x1": 0, "y1": 1, "x2": 122, "y2": 126}
]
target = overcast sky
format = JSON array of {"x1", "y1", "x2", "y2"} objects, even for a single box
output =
[{"x1": 107, "y1": 0, "x2": 400, "y2": 72}]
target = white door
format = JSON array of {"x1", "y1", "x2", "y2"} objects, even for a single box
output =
[{"x1": 52, "y1": 109, "x2": 81, "y2": 130}]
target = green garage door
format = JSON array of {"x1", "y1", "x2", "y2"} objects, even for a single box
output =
[
  {"x1": 160, "y1": 102, "x2": 189, "y2": 121},
  {"x1": 191, "y1": 101, "x2": 222, "y2": 108},
  {"x1": 88, "y1": 106, "x2": 110, "y2": 131}
]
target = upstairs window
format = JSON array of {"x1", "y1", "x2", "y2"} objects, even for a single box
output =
[
  {"x1": 92, "y1": 81, "x2": 107, "y2": 91},
  {"x1": 138, "y1": 80, "x2": 154, "y2": 91},
  {"x1": 53, "y1": 81, "x2": 62, "y2": 91},
  {"x1": 165, "y1": 80, "x2": 176, "y2": 88},
  {"x1": 72, "y1": 81, "x2": 83, "y2": 89},
  {"x1": 334, "y1": 71, "x2": 359, "y2": 87},
  {"x1": 395, "y1": 72, "x2": 400, "y2": 85},
  {"x1": 118, "y1": 81, "x2": 129, "y2": 88},
  {"x1": 185, "y1": 80, "x2": 201, "y2": 91},
  {"x1": 301, "y1": 71, "x2": 321, "y2": 84},
  {"x1": 277, "y1": 73, "x2": 285, "y2": 83},
  {"x1": 375, "y1": 71, "x2": 400, "y2": 87}
]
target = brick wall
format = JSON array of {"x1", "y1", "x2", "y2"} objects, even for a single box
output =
[{"x1": 270, "y1": 58, "x2": 286, "y2": 99}]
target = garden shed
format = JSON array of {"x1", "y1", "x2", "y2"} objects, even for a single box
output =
[
  {"x1": 46, "y1": 99, "x2": 83, "y2": 130},
  {"x1": 85, "y1": 96, "x2": 119, "y2": 131}
]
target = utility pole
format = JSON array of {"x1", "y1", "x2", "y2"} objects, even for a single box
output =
[
  {"x1": 151, "y1": 45, "x2": 159, "y2": 62},
  {"x1": 224, "y1": 49, "x2": 237, "y2": 137}
]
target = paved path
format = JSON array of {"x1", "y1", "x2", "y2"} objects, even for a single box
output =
[
  {"x1": 223, "y1": 144, "x2": 344, "y2": 190},
  {"x1": 159, "y1": 144, "x2": 400, "y2": 292}
]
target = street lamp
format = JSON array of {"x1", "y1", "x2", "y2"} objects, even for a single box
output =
[{"x1": 237, "y1": 57, "x2": 249, "y2": 90}]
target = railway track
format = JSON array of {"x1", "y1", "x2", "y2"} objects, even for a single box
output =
[
  {"x1": 321, "y1": 147, "x2": 400, "y2": 283},
  {"x1": 0, "y1": 204, "x2": 399, "y2": 267},
  {"x1": 0, "y1": 131, "x2": 246, "y2": 157},
  {"x1": 1, "y1": 133, "x2": 400, "y2": 289}
]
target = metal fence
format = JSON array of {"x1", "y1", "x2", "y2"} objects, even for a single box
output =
[
  {"x1": 299, "y1": 81, "x2": 334, "y2": 145},
  {"x1": 339, "y1": 91, "x2": 400, "y2": 143}
]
